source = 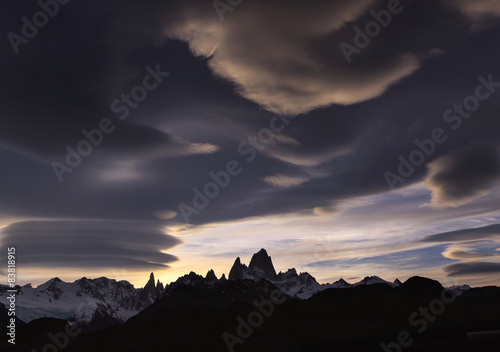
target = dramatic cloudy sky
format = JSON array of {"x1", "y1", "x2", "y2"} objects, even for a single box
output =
[{"x1": 1, "y1": 0, "x2": 500, "y2": 288}]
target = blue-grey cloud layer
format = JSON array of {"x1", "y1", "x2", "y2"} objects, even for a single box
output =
[{"x1": 0, "y1": 221, "x2": 180, "y2": 269}]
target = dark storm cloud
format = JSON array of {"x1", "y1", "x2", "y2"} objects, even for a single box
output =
[
  {"x1": 160, "y1": 0, "x2": 475, "y2": 114},
  {"x1": 0, "y1": 0, "x2": 216, "y2": 165},
  {"x1": 0, "y1": 0, "x2": 499, "y2": 228},
  {"x1": 0, "y1": 220, "x2": 180, "y2": 269},
  {"x1": 425, "y1": 143, "x2": 500, "y2": 208},
  {"x1": 421, "y1": 223, "x2": 500, "y2": 242},
  {"x1": 444, "y1": 261, "x2": 500, "y2": 276}
]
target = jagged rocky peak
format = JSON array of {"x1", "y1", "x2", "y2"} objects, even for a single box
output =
[
  {"x1": 165, "y1": 271, "x2": 208, "y2": 292},
  {"x1": 229, "y1": 249, "x2": 278, "y2": 281},
  {"x1": 329, "y1": 278, "x2": 351, "y2": 288},
  {"x1": 393, "y1": 278, "x2": 403, "y2": 287},
  {"x1": 179, "y1": 271, "x2": 205, "y2": 282},
  {"x1": 45, "y1": 277, "x2": 62, "y2": 286},
  {"x1": 276, "y1": 268, "x2": 317, "y2": 285},
  {"x1": 277, "y1": 268, "x2": 298, "y2": 279},
  {"x1": 141, "y1": 272, "x2": 165, "y2": 300},
  {"x1": 299, "y1": 272, "x2": 318, "y2": 285},
  {"x1": 145, "y1": 273, "x2": 155, "y2": 289},
  {"x1": 142, "y1": 272, "x2": 165, "y2": 292},
  {"x1": 228, "y1": 256, "x2": 248, "y2": 280},
  {"x1": 248, "y1": 248, "x2": 277, "y2": 280},
  {"x1": 205, "y1": 269, "x2": 218, "y2": 282}
]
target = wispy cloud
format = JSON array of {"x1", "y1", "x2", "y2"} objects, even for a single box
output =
[
  {"x1": 444, "y1": 261, "x2": 500, "y2": 276},
  {"x1": 0, "y1": 220, "x2": 181, "y2": 269},
  {"x1": 261, "y1": 174, "x2": 309, "y2": 188},
  {"x1": 425, "y1": 143, "x2": 500, "y2": 208}
]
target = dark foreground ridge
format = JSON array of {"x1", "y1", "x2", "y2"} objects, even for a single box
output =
[{"x1": 1, "y1": 250, "x2": 499, "y2": 352}]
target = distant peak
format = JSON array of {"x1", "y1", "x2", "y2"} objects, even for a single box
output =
[
  {"x1": 228, "y1": 256, "x2": 248, "y2": 280},
  {"x1": 249, "y1": 248, "x2": 277, "y2": 280},
  {"x1": 206, "y1": 269, "x2": 218, "y2": 282},
  {"x1": 392, "y1": 278, "x2": 403, "y2": 288},
  {"x1": 46, "y1": 277, "x2": 62, "y2": 285},
  {"x1": 333, "y1": 278, "x2": 350, "y2": 287},
  {"x1": 144, "y1": 272, "x2": 155, "y2": 289},
  {"x1": 38, "y1": 277, "x2": 63, "y2": 289}
]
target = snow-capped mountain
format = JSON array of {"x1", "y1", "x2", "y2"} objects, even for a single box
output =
[
  {"x1": 226, "y1": 249, "x2": 405, "y2": 299},
  {"x1": 446, "y1": 284, "x2": 471, "y2": 296},
  {"x1": 329, "y1": 278, "x2": 352, "y2": 288},
  {"x1": 0, "y1": 273, "x2": 164, "y2": 332},
  {"x1": 351, "y1": 276, "x2": 401, "y2": 287},
  {"x1": 228, "y1": 249, "x2": 321, "y2": 298},
  {"x1": 156, "y1": 270, "x2": 285, "y2": 309},
  {"x1": 393, "y1": 278, "x2": 403, "y2": 287}
]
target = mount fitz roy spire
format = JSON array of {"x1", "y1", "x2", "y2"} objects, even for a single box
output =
[
  {"x1": 226, "y1": 248, "x2": 326, "y2": 299},
  {"x1": 248, "y1": 248, "x2": 277, "y2": 280},
  {"x1": 229, "y1": 249, "x2": 278, "y2": 280}
]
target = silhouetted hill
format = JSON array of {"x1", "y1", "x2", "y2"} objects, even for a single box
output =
[
  {"x1": 396, "y1": 276, "x2": 444, "y2": 296},
  {"x1": 461, "y1": 286, "x2": 500, "y2": 298},
  {"x1": 59, "y1": 276, "x2": 500, "y2": 352}
]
